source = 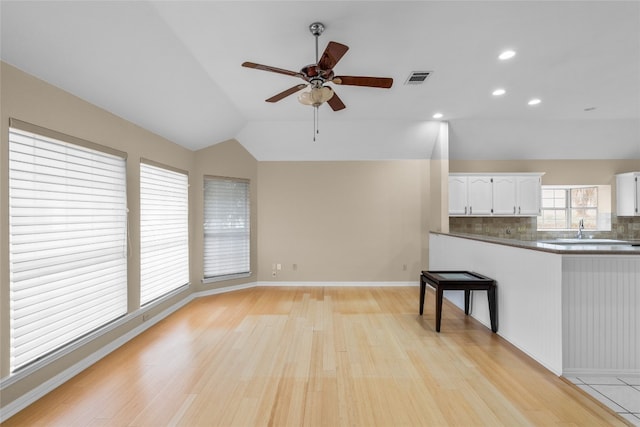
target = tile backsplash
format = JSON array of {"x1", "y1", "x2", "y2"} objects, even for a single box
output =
[{"x1": 449, "y1": 216, "x2": 640, "y2": 241}]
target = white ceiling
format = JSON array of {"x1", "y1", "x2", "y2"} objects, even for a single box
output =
[{"x1": 1, "y1": 1, "x2": 639, "y2": 160}]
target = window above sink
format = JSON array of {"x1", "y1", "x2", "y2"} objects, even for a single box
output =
[{"x1": 537, "y1": 185, "x2": 612, "y2": 232}]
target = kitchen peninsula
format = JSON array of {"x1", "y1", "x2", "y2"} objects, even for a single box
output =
[{"x1": 429, "y1": 232, "x2": 640, "y2": 377}]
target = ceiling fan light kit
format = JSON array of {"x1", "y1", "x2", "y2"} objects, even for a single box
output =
[{"x1": 298, "y1": 86, "x2": 334, "y2": 107}]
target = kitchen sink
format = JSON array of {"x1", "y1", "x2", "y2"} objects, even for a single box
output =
[{"x1": 539, "y1": 238, "x2": 629, "y2": 245}]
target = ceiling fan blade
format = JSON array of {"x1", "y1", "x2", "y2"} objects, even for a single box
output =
[
  {"x1": 242, "y1": 62, "x2": 301, "y2": 78},
  {"x1": 327, "y1": 91, "x2": 346, "y2": 111},
  {"x1": 333, "y1": 76, "x2": 393, "y2": 88},
  {"x1": 265, "y1": 84, "x2": 308, "y2": 103},
  {"x1": 318, "y1": 41, "x2": 349, "y2": 71}
]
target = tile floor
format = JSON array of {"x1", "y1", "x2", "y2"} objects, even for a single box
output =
[{"x1": 566, "y1": 376, "x2": 640, "y2": 426}]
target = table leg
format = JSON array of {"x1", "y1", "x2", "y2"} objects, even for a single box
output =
[
  {"x1": 419, "y1": 275, "x2": 426, "y2": 315},
  {"x1": 435, "y1": 287, "x2": 443, "y2": 333},
  {"x1": 464, "y1": 290, "x2": 471, "y2": 315},
  {"x1": 488, "y1": 286, "x2": 498, "y2": 333}
]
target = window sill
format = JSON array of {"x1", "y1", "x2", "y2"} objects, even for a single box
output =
[{"x1": 202, "y1": 272, "x2": 252, "y2": 284}]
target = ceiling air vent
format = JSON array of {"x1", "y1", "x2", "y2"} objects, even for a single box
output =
[{"x1": 404, "y1": 71, "x2": 431, "y2": 85}]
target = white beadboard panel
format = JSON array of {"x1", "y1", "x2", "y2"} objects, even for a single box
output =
[
  {"x1": 429, "y1": 234, "x2": 564, "y2": 375},
  {"x1": 562, "y1": 256, "x2": 640, "y2": 375}
]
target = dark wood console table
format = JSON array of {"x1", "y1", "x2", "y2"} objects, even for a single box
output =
[{"x1": 420, "y1": 270, "x2": 497, "y2": 333}]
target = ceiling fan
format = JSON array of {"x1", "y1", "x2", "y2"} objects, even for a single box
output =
[{"x1": 241, "y1": 22, "x2": 393, "y2": 112}]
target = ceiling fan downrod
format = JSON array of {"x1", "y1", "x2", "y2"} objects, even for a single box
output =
[
  {"x1": 308, "y1": 22, "x2": 325, "y2": 63},
  {"x1": 309, "y1": 22, "x2": 325, "y2": 142}
]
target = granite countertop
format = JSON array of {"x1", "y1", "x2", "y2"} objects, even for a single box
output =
[{"x1": 431, "y1": 232, "x2": 640, "y2": 255}]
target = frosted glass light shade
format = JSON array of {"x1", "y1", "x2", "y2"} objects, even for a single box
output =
[{"x1": 298, "y1": 86, "x2": 334, "y2": 106}]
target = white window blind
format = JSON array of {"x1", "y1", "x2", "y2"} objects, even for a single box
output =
[
  {"x1": 8, "y1": 121, "x2": 128, "y2": 372},
  {"x1": 203, "y1": 177, "x2": 250, "y2": 279},
  {"x1": 140, "y1": 161, "x2": 189, "y2": 304}
]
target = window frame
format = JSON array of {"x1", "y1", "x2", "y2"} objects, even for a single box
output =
[
  {"x1": 202, "y1": 176, "x2": 251, "y2": 283},
  {"x1": 139, "y1": 160, "x2": 190, "y2": 305},
  {"x1": 8, "y1": 119, "x2": 128, "y2": 373},
  {"x1": 537, "y1": 185, "x2": 609, "y2": 231}
]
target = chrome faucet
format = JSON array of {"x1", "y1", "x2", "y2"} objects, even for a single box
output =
[{"x1": 576, "y1": 218, "x2": 584, "y2": 239}]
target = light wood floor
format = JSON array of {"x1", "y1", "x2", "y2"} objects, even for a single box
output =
[{"x1": 3, "y1": 286, "x2": 628, "y2": 426}]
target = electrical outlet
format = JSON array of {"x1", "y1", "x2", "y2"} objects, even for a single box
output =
[
  {"x1": 142, "y1": 313, "x2": 151, "y2": 322},
  {"x1": 402, "y1": 264, "x2": 407, "y2": 271},
  {"x1": 293, "y1": 263, "x2": 297, "y2": 271}
]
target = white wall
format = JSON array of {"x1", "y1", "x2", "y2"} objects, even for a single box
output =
[{"x1": 429, "y1": 233, "x2": 564, "y2": 375}]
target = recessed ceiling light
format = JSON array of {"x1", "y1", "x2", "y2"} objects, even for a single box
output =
[
  {"x1": 528, "y1": 98, "x2": 541, "y2": 106},
  {"x1": 498, "y1": 50, "x2": 516, "y2": 60},
  {"x1": 492, "y1": 88, "x2": 506, "y2": 96},
  {"x1": 432, "y1": 113, "x2": 443, "y2": 119}
]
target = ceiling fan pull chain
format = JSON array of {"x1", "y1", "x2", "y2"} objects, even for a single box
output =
[{"x1": 313, "y1": 106, "x2": 318, "y2": 142}]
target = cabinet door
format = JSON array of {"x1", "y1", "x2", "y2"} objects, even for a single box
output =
[
  {"x1": 467, "y1": 176, "x2": 493, "y2": 215},
  {"x1": 493, "y1": 176, "x2": 517, "y2": 215},
  {"x1": 448, "y1": 176, "x2": 468, "y2": 215},
  {"x1": 517, "y1": 176, "x2": 542, "y2": 216},
  {"x1": 617, "y1": 174, "x2": 639, "y2": 216}
]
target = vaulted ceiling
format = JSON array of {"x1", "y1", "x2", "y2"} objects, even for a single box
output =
[{"x1": 1, "y1": 1, "x2": 639, "y2": 160}]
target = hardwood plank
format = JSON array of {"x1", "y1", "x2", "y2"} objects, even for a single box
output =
[{"x1": 2, "y1": 287, "x2": 629, "y2": 426}]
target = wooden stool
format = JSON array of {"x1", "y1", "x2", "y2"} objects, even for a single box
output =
[{"x1": 420, "y1": 270, "x2": 497, "y2": 333}]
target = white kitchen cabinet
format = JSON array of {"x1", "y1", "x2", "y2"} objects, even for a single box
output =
[
  {"x1": 516, "y1": 175, "x2": 542, "y2": 216},
  {"x1": 616, "y1": 172, "x2": 640, "y2": 216},
  {"x1": 449, "y1": 173, "x2": 543, "y2": 217},
  {"x1": 492, "y1": 176, "x2": 517, "y2": 215},
  {"x1": 467, "y1": 176, "x2": 493, "y2": 215},
  {"x1": 448, "y1": 175, "x2": 469, "y2": 215}
]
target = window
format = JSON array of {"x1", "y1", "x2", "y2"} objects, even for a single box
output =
[
  {"x1": 140, "y1": 161, "x2": 189, "y2": 304},
  {"x1": 538, "y1": 186, "x2": 605, "y2": 230},
  {"x1": 8, "y1": 120, "x2": 127, "y2": 372},
  {"x1": 203, "y1": 176, "x2": 250, "y2": 281}
]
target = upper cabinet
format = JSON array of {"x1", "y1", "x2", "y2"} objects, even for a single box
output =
[
  {"x1": 449, "y1": 173, "x2": 543, "y2": 217},
  {"x1": 467, "y1": 175, "x2": 493, "y2": 215},
  {"x1": 448, "y1": 175, "x2": 469, "y2": 215},
  {"x1": 616, "y1": 172, "x2": 640, "y2": 216},
  {"x1": 515, "y1": 175, "x2": 543, "y2": 216},
  {"x1": 492, "y1": 175, "x2": 517, "y2": 215}
]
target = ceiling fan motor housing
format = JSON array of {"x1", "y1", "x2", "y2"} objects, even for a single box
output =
[{"x1": 301, "y1": 64, "x2": 334, "y2": 83}]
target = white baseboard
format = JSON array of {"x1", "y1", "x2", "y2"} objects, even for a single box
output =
[
  {"x1": 194, "y1": 281, "x2": 258, "y2": 298},
  {"x1": 257, "y1": 281, "x2": 419, "y2": 287},
  {"x1": 562, "y1": 368, "x2": 640, "y2": 377},
  {"x1": 1, "y1": 280, "x2": 417, "y2": 421}
]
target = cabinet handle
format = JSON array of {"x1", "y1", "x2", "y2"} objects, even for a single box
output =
[
  {"x1": 469, "y1": 206, "x2": 473, "y2": 215},
  {"x1": 465, "y1": 206, "x2": 467, "y2": 215},
  {"x1": 513, "y1": 206, "x2": 516, "y2": 214},
  {"x1": 518, "y1": 206, "x2": 521, "y2": 214}
]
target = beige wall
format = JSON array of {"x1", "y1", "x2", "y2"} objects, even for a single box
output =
[
  {"x1": 192, "y1": 140, "x2": 258, "y2": 291},
  {"x1": 257, "y1": 160, "x2": 431, "y2": 282}
]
